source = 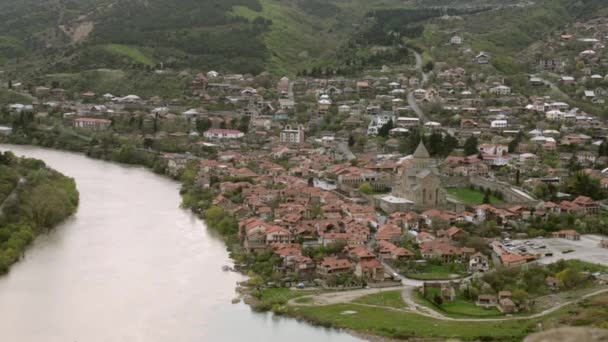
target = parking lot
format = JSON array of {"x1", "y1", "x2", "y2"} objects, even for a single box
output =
[{"x1": 504, "y1": 235, "x2": 608, "y2": 266}]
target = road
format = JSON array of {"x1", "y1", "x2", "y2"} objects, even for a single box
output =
[
  {"x1": 380, "y1": 260, "x2": 423, "y2": 286},
  {"x1": 413, "y1": 51, "x2": 430, "y2": 85},
  {"x1": 408, "y1": 50, "x2": 431, "y2": 123},
  {"x1": 407, "y1": 91, "x2": 430, "y2": 123}
]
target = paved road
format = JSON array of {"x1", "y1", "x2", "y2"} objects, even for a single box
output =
[
  {"x1": 407, "y1": 91, "x2": 430, "y2": 123},
  {"x1": 408, "y1": 50, "x2": 431, "y2": 123},
  {"x1": 380, "y1": 260, "x2": 423, "y2": 287},
  {"x1": 413, "y1": 51, "x2": 430, "y2": 85}
]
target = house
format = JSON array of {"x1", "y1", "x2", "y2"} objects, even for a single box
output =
[
  {"x1": 377, "y1": 240, "x2": 415, "y2": 260},
  {"x1": 552, "y1": 230, "x2": 581, "y2": 241},
  {"x1": 317, "y1": 257, "x2": 353, "y2": 276},
  {"x1": 438, "y1": 226, "x2": 467, "y2": 241},
  {"x1": 474, "y1": 52, "x2": 491, "y2": 64},
  {"x1": 476, "y1": 294, "x2": 498, "y2": 307},
  {"x1": 572, "y1": 196, "x2": 600, "y2": 213},
  {"x1": 469, "y1": 252, "x2": 490, "y2": 273},
  {"x1": 500, "y1": 253, "x2": 535, "y2": 268},
  {"x1": 450, "y1": 35, "x2": 463, "y2": 45},
  {"x1": 280, "y1": 125, "x2": 305, "y2": 144},
  {"x1": 354, "y1": 259, "x2": 385, "y2": 282},
  {"x1": 74, "y1": 118, "x2": 112, "y2": 130},
  {"x1": 498, "y1": 297, "x2": 516, "y2": 314},
  {"x1": 490, "y1": 120, "x2": 508, "y2": 129},
  {"x1": 490, "y1": 86, "x2": 511, "y2": 96},
  {"x1": 204, "y1": 129, "x2": 244, "y2": 140}
]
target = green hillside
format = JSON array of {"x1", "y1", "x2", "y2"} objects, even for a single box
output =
[{"x1": 0, "y1": 0, "x2": 606, "y2": 78}]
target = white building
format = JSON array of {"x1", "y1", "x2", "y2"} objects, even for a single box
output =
[
  {"x1": 204, "y1": 129, "x2": 244, "y2": 140},
  {"x1": 490, "y1": 120, "x2": 508, "y2": 129},
  {"x1": 280, "y1": 125, "x2": 305, "y2": 144},
  {"x1": 450, "y1": 35, "x2": 463, "y2": 45},
  {"x1": 489, "y1": 85, "x2": 511, "y2": 96}
]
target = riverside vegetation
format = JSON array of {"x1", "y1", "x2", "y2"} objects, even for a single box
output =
[{"x1": 0, "y1": 151, "x2": 79, "y2": 274}]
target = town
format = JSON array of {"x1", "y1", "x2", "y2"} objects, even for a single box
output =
[{"x1": 2, "y1": 11, "x2": 608, "y2": 341}]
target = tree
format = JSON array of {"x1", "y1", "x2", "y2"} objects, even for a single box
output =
[
  {"x1": 359, "y1": 182, "x2": 373, "y2": 195},
  {"x1": 482, "y1": 189, "x2": 491, "y2": 204},
  {"x1": 377, "y1": 119, "x2": 393, "y2": 138},
  {"x1": 196, "y1": 118, "x2": 212, "y2": 133},
  {"x1": 463, "y1": 136, "x2": 479, "y2": 156},
  {"x1": 442, "y1": 135, "x2": 459, "y2": 156},
  {"x1": 511, "y1": 289, "x2": 529, "y2": 306},
  {"x1": 568, "y1": 172, "x2": 604, "y2": 200},
  {"x1": 556, "y1": 268, "x2": 583, "y2": 289},
  {"x1": 508, "y1": 137, "x2": 519, "y2": 153},
  {"x1": 427, "y1": 132, "x2": 443, "y2": 156}
]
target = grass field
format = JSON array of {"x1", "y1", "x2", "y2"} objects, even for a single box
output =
[
  {"x1": 415, "y1": 288, "x2": 502, "y2": 318},
  {"x1": 447, "y1": 188, "x2": 504, "y2": 205},
  {"x1": 231, "y1": 0, "x2": 340, "y2": 75},
  {"x1": 289, "y1": 304, "x2": 533, "y2": 340},
  {"x1": 102, "y1": 44, "x2": 154, "y2": 66},
  {"x1": 404, "y1": 264, "x2": 469, "y2": 280},
  {"x1": 352, "y1": 290, "x2": 407, "y2": 309},
  {"x1": 289, "y1": 292, "x2": 608, "y2": 341}
]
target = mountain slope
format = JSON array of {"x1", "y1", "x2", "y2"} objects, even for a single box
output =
[{"x1": 0, "y1": 0, "x2": 606, "y2": 77}]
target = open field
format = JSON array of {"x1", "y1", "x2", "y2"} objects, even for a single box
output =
[
  {"x1": 102, "y1": 44, "x2": 154, "y2": 66},
  {"x1": 447, "y1": 187, "x2": 504, "y2": 205},
  {"x1": 415, "y1": 288, "x2": 502, "y2": 318},
  {"x1": 352, "y1": 290, "x2": 407, "y2": 309},
  {"x1": 288, "y1": 291, "x2": 608, "y2": 341},
  {"x1": 404, "y1": 263, "x2": 469, "y2": 280}
]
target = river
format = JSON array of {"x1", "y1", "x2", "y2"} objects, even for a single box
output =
[{"x1": 0, "y1": 145, "x2": 362, "y2": 342}]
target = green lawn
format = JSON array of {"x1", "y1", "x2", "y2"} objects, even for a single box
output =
[
  {"x1": 352, "y1": 290, "x2": 407, "y2": 309},
  {"x1": 404, "y1": 264, "x2": 468, "y2": 280},
  {"x1": 293, "y1": 296, "x2": 313, "y2": 304},
  {"x1": 289, "y1": 304, "x2": 534, "y2": 341},
  {"x1": 447, "y1": 188, "x2": 504, "y2": 205},
  {"x1": 288, "y1": 292, "x2": 608, "y2": 341},
  {"x1": 102, "y1": 44, "x2": 154, "y2": 66},
  {"x1": 415, "y1": 288, "x2": 502, "y2": 318}
]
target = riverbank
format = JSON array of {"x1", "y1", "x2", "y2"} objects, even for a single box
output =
[
  {"x1": 285, "y1": 290, "x2": 608, "y2": 342},
  {"x1": 0, "y1": 150, "x2": 79, "y2": 274}
]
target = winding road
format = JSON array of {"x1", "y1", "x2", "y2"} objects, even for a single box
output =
[{"x1": 407, "y1": 50, "x2": 431, "y2": 123}]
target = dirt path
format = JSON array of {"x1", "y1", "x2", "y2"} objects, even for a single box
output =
[{"x1": 287, "y1": 286, "x2": 404, "y2": 306}]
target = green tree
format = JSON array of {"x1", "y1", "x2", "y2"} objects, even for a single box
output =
[
  {"x1": 359, "y1": 182, "x2": 373, "y2": 195},
  {"x1": 377, "y1": 119, "x2": 393, "y2": 138},
  {"x1": 463, "y1": 136, "x2": 479, "y2": 156},
  {"x1": 568, "y1": 172, "x2": 604, "y2": 200},
  {"x1": 482, "y1": 189, "x2": 491, "y2": 204},
  {"x1": 511, "y1": 289, "x2": 529, "y2": 305}
]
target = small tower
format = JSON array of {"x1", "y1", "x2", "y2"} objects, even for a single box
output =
[{"x1": 412, "y1": 140, "x2": 430, "y2": 169}]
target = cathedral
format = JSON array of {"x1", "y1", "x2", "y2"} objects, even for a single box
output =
[{"x1": 393, "y1": 141, "x2": 447, "y2": 208}]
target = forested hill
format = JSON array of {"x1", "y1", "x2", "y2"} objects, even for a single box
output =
[
  {"x1": 0, "y1": 151, "x2": 79, "y2": 274},
  {"x1": 0, "y1": 0, "x2": 607, "y2": 76}
]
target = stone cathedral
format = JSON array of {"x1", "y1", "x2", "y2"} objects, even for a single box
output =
[{"x1": 393, "y1": 141, "x2": 447, "y2": 208}]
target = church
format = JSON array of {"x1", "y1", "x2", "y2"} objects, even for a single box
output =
[{"x1": 393, "y1": 141, "x2": 447, "y2": 208}]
